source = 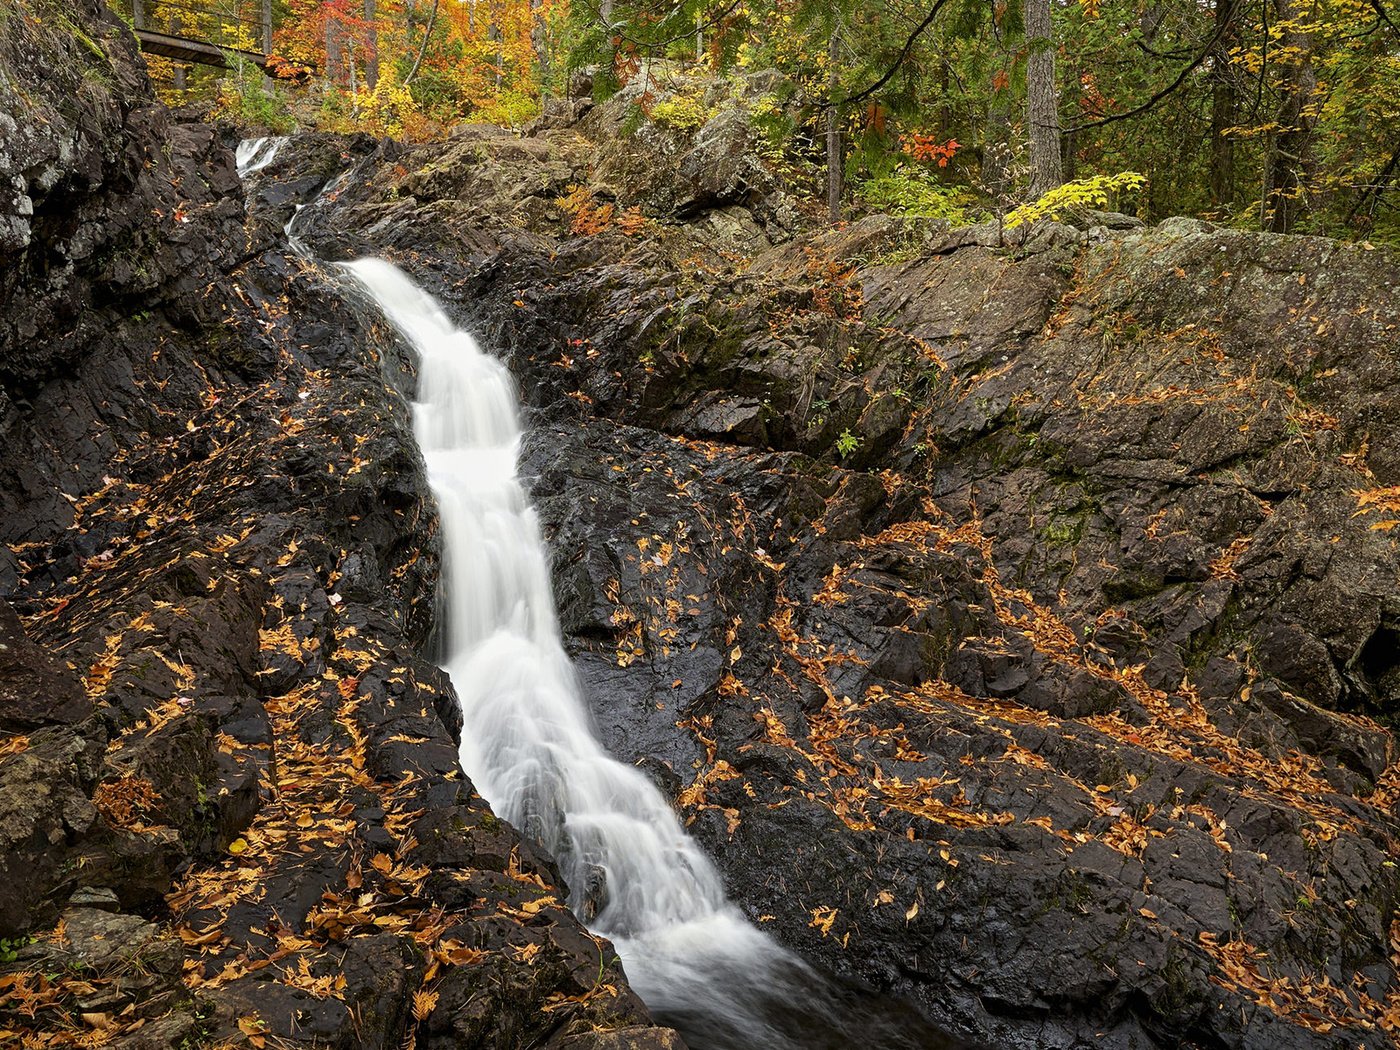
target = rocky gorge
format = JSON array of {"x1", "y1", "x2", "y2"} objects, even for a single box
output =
[{"x1": 3, "y1": 2, "x2": 1400, "y2": 1049}]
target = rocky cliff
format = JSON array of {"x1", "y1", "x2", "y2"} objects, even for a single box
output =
[
  {"x1": 5, "y1": 8, "x2": 1400, "y2": 1047},
  {"x1": 278, "y1": 79, "x2": 1400, "y2": 1050},
  {"x1": 0, "y1": 5, "x2": 681, "y2": 1048}
]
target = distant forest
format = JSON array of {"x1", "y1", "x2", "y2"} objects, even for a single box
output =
[{"x1": 120, "y1": 0, "x2": 1400, "y2": 239}]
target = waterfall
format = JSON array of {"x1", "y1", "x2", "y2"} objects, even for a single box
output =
[
  {"x1": 236, "y1": 136, "x2": 288, "y2": 178},
  {"x1": 339, "y1": 258, "x2": 957, "y2": 1050}
]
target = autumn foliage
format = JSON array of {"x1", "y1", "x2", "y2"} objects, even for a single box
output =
[{"x1": 126, "y1": 0, "x2": 1400, "y2": 238}]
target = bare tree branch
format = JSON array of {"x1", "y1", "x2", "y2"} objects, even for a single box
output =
[
  {"x1": 404, "y1": 0, "x2": 439, "y2": 85},
  {"x1": 578, "y1": 0, "x2": 746, "y2": 52},
  {"x1": 832, "y1": 0, "x2": 953, "y2": 109},
  {"x1": 1365, "y1": 0, "x2": 1400, "y2": 37},
  {"x1": 1064, "y1": 7, "x2": 1238, "y2": 133}
]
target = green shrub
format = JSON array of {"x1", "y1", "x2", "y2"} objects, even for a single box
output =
[
  {"x1": 836, "y1": 429, "x2": 863, "y2": 458},
  {"x1": 856, "y1": 164, "x2": 981, "y2": 223},
  {"x1": 475, "y1": 89, "x2": 541, "y2": 127},
  {"x1": 651, "y1": 91, "x2": 711, "y2": 132},
  {"x1": 1006, "y1": 171, "x2": 1147, "y2": 228},
  {"x1": 214, "y1": 63, "x2": 296, "y2": 132}
]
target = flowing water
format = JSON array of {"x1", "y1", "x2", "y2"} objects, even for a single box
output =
[
  {"x1": 235, "y1": 136, "x2": 288, "y2": 178},
  {"x1": 339, "y1": 258, "x2": 959, "y2": 1050}
]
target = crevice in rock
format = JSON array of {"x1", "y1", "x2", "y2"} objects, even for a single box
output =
[{"x1": 1351, "y1": 621, "x2": 1400, "y2": 715}]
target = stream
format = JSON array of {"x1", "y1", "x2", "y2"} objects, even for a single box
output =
[{"x1": 336, "y1": 258, "x2": 960, "y2": 1050}]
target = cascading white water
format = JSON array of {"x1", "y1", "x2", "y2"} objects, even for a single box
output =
[
  {"x1": 339, "y1": 259, "x2": 955, "y2": 1050},
  {"x1": 236, "y1": 136, "x2": 288, "y2": 178}
]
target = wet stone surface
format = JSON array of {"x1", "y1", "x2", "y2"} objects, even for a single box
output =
[
  {"x1": 0, "y1": 3, "x2": 684, "y2": 1048},
  {"x1": 285, "y1": 98, "x2": 1400, "y2": 1049},
  {"x1": 5, "y1": 7, "x2": 1400, "y2": 1045}
]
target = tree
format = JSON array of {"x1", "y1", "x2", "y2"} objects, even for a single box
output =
[
  {"x1": 1025, "y1": 0, "x2": 1062, "y2": 194},
  {"x1": 1262, "y1": 0, "x2": 1317, "y2": 231},
  {"x1": 827, "y1": 26, "x2": 843, "y2": 220},
  {"x1": 1207, "y1": 0, "x2": 1241, "y2": 207},
  {"x1": 113, "y1": 0, "x2": 1400, "y2": 242}
]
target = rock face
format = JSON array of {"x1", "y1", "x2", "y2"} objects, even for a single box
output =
[
  {"x1": 5, "y1": 10, "x2": 1400, "y2": 1045},
  {"x1": 286, "y1": 93, "x2": 1400, "y2": 1050},
  {"x1": 0, "y1": 4, "x2": 680, "y2": 1049},
  {"x1": 0, "y1": 0, "x2": 244, "y2": 385}
]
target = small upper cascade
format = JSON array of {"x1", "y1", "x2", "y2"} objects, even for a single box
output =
[
  {"x1": 236, "y1": 136, "x2": 288, "y2": 178},
  {"x1": 340, "y1": 257, "x2": 957, "y2": 1050}
]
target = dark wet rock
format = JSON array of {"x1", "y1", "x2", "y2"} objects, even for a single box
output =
[
  {"x1": 578, "y1": 84, "x2": 794, "y2": 236},
  {"x1": 0, "y1": 602, "x2": 91, "y2": 731},
  {"x1": 275, "y1": 111, "x2": 1400, "y2": 1050},
  {"x1": 0, "y1": 4, "x2": 682, "y2": 1049},
  {"x1": 0, "y1": 0, "x2": 244, "y2": 384},
  {"x1": 556, "y1": 1027, "x2": 690, "y2": 1049}
]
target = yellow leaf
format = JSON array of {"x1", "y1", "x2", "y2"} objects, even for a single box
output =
[
  {"x1": 412, "y1": 989, "x2": 439, "y2": 1021},
  {"x1": 238, "y1": 1015, "x2": 265, "y2": 1035},
  {"x1": 228, "y1": 838, "x2": 248, "y2": 855}
]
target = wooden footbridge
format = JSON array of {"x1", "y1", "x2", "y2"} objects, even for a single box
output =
[{"x1": 127, "y1": 0, "x2": 310, "y2": 76}]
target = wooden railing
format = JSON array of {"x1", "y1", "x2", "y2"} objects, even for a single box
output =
[{"x1": 124, "y1": 0, "x2": 306, "y2": 75}]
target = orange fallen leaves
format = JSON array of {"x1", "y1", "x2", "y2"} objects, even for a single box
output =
[
  {"x1": 412, "y1": 988, "x2": 439, "y2": 1021},
  {"x1": 808, "y1": 905, "x2": 838, "y2": 936},
  {"x1": 92, "y1": 774, "x2": 164, "y2": 831},
  {"x1": 0, "y1": 735, "x2": 29, "y2": 761}
]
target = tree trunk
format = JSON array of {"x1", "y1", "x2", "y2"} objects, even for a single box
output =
[
  {"x1": 364, "y1": 0, "x2": 378, "y2": 91},
  {"x1": 935, "y1": 61, "x2": 952, "y2": 141},
  {"x1": 532, "y1": 0, "x2": 549, "y2": 99},
  {"x1": 1349, "y1": 141, "x2": 1400, "y2": 226},
  {"x1": 1263, "y1": 0, "x2": 1316, "y2": 231},
  {"x1": 324, "y1": 17, "x2": 337, "y2": 93},
  {"x1": 1208, "y1": 0, "x2": 1240, "y2": 207},
  {"x1": 1062, "y1": 63, "x2": 1079, "y2": 181},
  {"x1": 985, "y1": 71, "x2": 1013, "y2": 243},
  {"x1": 492, "y1": 23, "x2": 503, "y2": 89},
  {"x1": 260, "y1": 0, "x2": 273, "y2": 89},
  {"x1": 826, "y1": 28, "x2": 842, "y2": 223},
  {"x1": 404, "y1": 0, "x2": 440, "y2": 85},
  {"x1": 1025, "y1": 0, "x2": 1062, "y2": 196},
  {"x1": 133, "y1": 0, "x2": 145, "y2": 30}
]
